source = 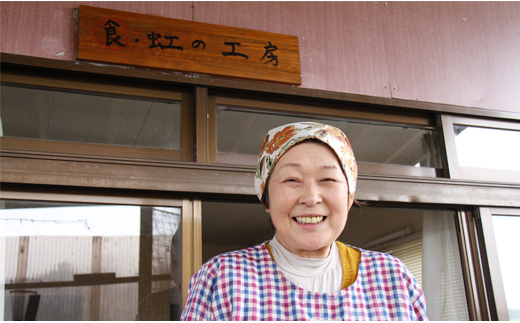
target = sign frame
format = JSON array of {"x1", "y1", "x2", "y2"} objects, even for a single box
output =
[{"x1": 76, "y1": 5, "x2": 301, "y2": 85}]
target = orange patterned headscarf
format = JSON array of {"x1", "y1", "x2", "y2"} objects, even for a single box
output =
[{"x1": 255, "y1": 122, "x2": 358, "y2": 208}]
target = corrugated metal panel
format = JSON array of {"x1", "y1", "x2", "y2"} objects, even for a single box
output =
[
  {"x1": 27, "y1": 236, "x2": 92, "y2": 282},
  {"x1": 2, "y1": 204, "x2": 182, "y2": 320},
  {"x1": 4, "y1": 237, "x2": 20, "y2": 283},
  {"x1": 4, "y1": 286, "x2": 90, "y2": 320},
  {"x1": 33, "y1": 286, "x2": 89, "y2": 320},
  {"x1": 101, "y1": 236, "x2": 140, "y2": 278},
  {"x1": 4, "y1": 236, "x2": 142, "y2": 320},
  {"x1": 100, "y1": 283, "x2": 138, "y2": 321}
]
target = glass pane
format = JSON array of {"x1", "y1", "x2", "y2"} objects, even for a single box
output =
[
  {"x1": 0, "y1": 200, "x2": 182, "y2": 321},
  {"x1": 454, "y1": 125, "x2": 520, "y2": 171},
  {"x1": 345, "y1": 208, "x2": 469, "y2": 321},
  {"x1": 202, "y1": 201, "x2": 469, "y2": 320},
  {"x1": 0, "y1": 85, "x2": 181, "y2": 149},
  {"x1": 492, "y1": 215, "x2": 520, "y2": 320},
  {"x1": 216, "y1": 107, "x2": 441, "y2": 167}
]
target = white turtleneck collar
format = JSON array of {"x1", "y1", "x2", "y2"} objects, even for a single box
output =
[{"x1": 269, "y1": 235, "x2": 343, "y2": 293}]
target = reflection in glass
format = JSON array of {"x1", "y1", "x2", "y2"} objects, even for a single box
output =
[
  {"x1": 454, "y1": 125, "x2": 520, "y2": 171},
  {"x1": 492, "y1": 215, "x2": 520, "y2": 320},
  {"x1": 216, "y1": 107, "x2": 441, "y2": 167},
  {"x1": 0, "y1": 85, "x2": 181, "y2": 149},
  {"x1": 349, "y1": 209, "x2": 468, "y2": 321},
  {"x1": 0, "y1": 200, "x2": 182, "y2": 321}
]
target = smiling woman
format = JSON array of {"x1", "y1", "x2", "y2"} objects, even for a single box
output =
[
  {"x1": 181, "y1": 122, "x2": 427, "y2": 321},
  {"x1": 265, "y1": 141, "x2": 350, "y2": 260}
]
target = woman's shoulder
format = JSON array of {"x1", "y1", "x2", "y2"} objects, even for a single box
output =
[
  {"x1": 345, "y1": 244, "x2": 420, "y2": 289},
  {"x1": 201, "y1": 242, "x2": 272, "y2": 270},
  {"x1": 339, "y1": 242, "x2": 409, "y2": 270}
]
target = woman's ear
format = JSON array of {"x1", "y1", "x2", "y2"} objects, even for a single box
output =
[{"x1": 265, "y1": 207, "x2": 270, "y2": 213}]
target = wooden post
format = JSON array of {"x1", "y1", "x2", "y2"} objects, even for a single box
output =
[
  {"x1": 195, "y1": 87, "x2": 208, "y2": 163},
  {"x1": 13, "y1": 236, "x2": 30, "y2": 321},
  {"x1": 138, "y1": 207, "x2": 153, "y2": 304},
  {"x1": 89, "y1": 236, "x2": 102, "y2": 321}
]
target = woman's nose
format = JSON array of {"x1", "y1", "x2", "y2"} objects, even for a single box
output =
[{"x1": 299, "y1": 181, "x2": 322, "y2": 206}]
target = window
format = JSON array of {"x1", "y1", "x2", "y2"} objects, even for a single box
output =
[
  {"x1": 442, "y1": 115, "x2": 520, "y2": 183},
  {"x1": 479, "y1": 208, "x2": 520, "y2": 321},
  {"x1": 1, "y1": 72, "x2": 193, "y2": 162},
  {"x1": 213, "y1": 96, "x2": 441, "y2": 178},
  {"x1": 201, "y1": 200, "x2": 470, "y2": 320},
  {"x1": 4, "y1": 55, "x2": 519, "y2": 322},
  {"x1": 1, "y1": 84, "x2": 181, "y2": 149},
  {"x1": 345, "y1": 208, "x2": 469, "y2": 321},
  {"x1": 0, "y1": 199, "x2": 183, "y2": 321}
]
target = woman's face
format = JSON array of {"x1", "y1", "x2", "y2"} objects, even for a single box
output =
[{"x1": 266, "y1": 142, "x2": 350, "y2": 259}]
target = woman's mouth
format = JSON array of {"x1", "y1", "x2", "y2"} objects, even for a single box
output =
[{"x1": 294, "y1": 216, "x2": 326, "y2": 224}]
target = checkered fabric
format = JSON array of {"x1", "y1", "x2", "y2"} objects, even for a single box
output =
[{"x1": 181, "y1": 242, "x2": 427, "y2": 321}]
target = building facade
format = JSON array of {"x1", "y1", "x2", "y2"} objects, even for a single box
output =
[{"x1": 1, "y1": 1, "x2": 520, "y2": 321}]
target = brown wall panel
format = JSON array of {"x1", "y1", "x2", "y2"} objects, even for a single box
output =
[
  {"x1": 1, "y1": 1, "x2": 520, "y2": 113},
  {"x1": 193, "y1": 1, "x2": 391, "y2": 98},
  {"x1": 382, "y1": 2, "x2": 520, "y2": 113},
  {"x1": 0, "y1": 1, "x2": 193, "y2": 61}
]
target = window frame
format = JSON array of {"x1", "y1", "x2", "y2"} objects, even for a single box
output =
[
  {"x1": 2, "y1": 53, "x2": 520, "y2": 321},
  {"x1": 478, "y1": 207, "x2": 520, "y2": 321},
  {"x1": 441, "y1": 115, "x2": 520, "y2": 183},
  {"x1": 1, "y1": 70, "x2": 194, "y2": 163},
  {"x1": 210, "y1": 95, "x2": 442, "y2": 178},
  {"x1": 0, "y1": 187, "x2": 201, "y2": 310}
]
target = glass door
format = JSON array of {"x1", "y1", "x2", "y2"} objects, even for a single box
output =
[
  {"x1": 0, "y1": 196, "x2": 193, "y2": 321},
  {"x1": 201, "y1": 200, "x2": 471, "y2": 320}
]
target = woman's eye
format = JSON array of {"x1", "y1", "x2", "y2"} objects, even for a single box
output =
[{"x1": 322, "y1": 178, "x2": 335, "y2": 182}]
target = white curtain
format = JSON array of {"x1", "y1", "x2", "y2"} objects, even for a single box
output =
[{"x1": 422, "y1": 211, "x2": 469, "y2": 320}]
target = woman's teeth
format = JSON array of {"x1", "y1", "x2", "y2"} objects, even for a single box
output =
[{"x1": 295, "y1": 216, "x2": 325, "y2": 224}]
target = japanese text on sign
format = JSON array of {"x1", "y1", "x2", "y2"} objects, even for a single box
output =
[{"x1": 77, "y1": 5, "x2": 301, "y2": 84}]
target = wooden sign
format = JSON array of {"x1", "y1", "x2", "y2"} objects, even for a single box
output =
[{"x1": 76, "y1": 5, "x2": 301, "y2": 85}]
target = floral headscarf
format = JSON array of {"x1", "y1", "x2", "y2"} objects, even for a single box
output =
[{"x1": 255, "y1": 122, "x2": 358, "y2": 208}]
